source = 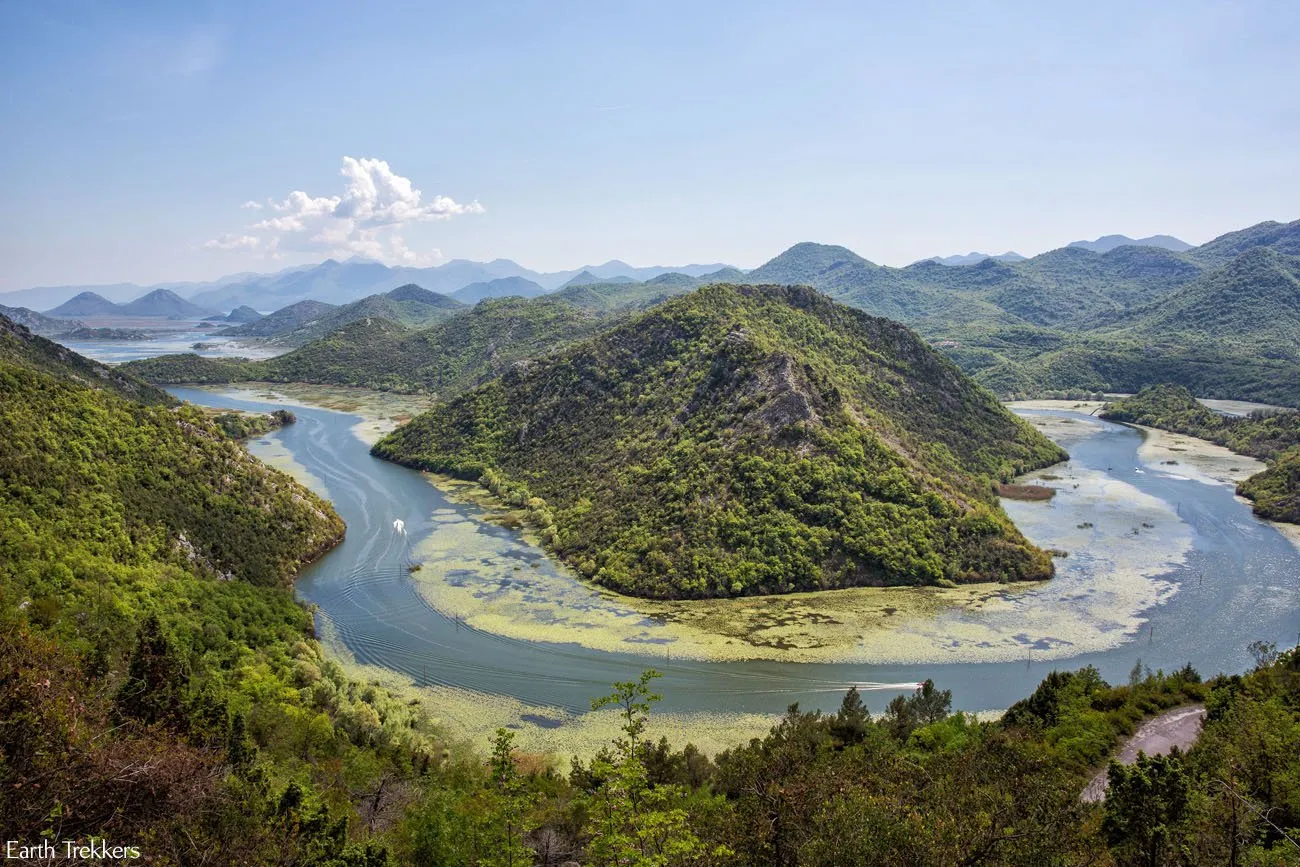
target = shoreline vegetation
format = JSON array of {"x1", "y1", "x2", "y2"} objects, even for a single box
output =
[
  {"x1": 1102, "y1": 384, "x2": 1300, "y2": 526},
  {"x1": 215, "y1": 386, "x2": 1192, "y2": 671}
]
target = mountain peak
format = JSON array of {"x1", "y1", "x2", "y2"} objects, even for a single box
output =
[{"x1": 374, "y1": 282, "x2": 1063, "y2": 599}]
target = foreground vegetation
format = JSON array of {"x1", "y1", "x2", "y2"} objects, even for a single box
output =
[
  {"x1": 375, "y1": 284, "x2": 1066, "y2": 599},
  {"x1": 1102, "y1": 384, "x2": 1300, "y2": 523}
]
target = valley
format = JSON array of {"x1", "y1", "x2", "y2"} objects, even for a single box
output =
[
  {"x1": 8, "y1": 238, "x2": 1300, "y2": 862},
  {"x1": 166, "y1": 383, "x2": 1299, "y2": 758}
]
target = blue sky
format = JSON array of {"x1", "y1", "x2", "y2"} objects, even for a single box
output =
[{"x1": 2, "y1": 0, "x2": 1298, "y2": 292}]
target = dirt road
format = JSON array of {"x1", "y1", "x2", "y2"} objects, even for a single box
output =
[{"x1": 1081, "y1": 704, "x2": 1207, "y2": 802}]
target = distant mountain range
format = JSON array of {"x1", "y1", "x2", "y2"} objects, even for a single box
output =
[
  {"x1": 6, "y1": 257, "x2": 736, "y2": 313},
  {"x1": 128, "y1": 216, "x2": 1300, "y2": 409},
  {"x1": 926, "y1": 252, "x2": 1027, "y2": 266},
  {"x1": 46, "y1": 289, "x2": 214, "y2": 319},
  {"x1": 6, "y1": 224, "x2": 1280, "y2": 315},
  {"x1": 1067, "y1": 234, "x2": 1193, "y2": 254}
]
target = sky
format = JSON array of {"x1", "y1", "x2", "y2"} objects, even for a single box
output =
[{"x1": 2, "y1": 0, "x2": 1298, "y2": 293}]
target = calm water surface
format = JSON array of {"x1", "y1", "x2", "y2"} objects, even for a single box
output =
[
  {"x1": 60, "y1": 329, "x2": 281, "y2": 362},
  {"x1": 171, "y1": 389, "x2": 1300, "y2": 717}
]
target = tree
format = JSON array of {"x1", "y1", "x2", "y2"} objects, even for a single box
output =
[
  {"x1": 115, "y1": 614, "x2": 188, "y2": 728},
  {"x1": 1103, "y1": 751, "x2": 1191, "y2": 867},
  {"x1": 883, "y1": 680, "x2": 951, "y2": 741},
  {"x1": 582, "y1": 670, "x2": 725, "y2": 866},
  {"x1": 485, "y1": 728, "x2": 536, "y2": 867},
  {"x1": 830, "y1": 686, "x2": 870, "y2": 746}
]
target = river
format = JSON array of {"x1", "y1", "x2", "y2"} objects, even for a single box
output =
[{"x1": 170, "y1": 388, "x2": 1300, "y2": 737}]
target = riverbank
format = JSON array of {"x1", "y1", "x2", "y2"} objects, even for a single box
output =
[
  {"x1": 190, "y1": 382, "x2": 435, "y2": 445},
  {"x1": 174, "y1": 384, "x2": 1300, "y2": 756},
  {"x1": 188, "y1": 386, "x2": 1200, "y2": 668},
  {"x1": 196, "y1": 387, "x2": 1282, "y2": 665}
]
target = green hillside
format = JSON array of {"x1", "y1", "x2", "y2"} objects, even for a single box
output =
[
  {"x1": 126, "y1": 296, "x2": 606, "y2": 395},
  {"x1": 1101, "y1": 248, "x2": 1300, "y2": 360},
  {"x1": 1101, "y1": 384, "x2": 1300, "y2": 523},
  {"x1": 1, "y1": 314, "x2": 172, "y2": 405},
  {"x1": 218, "y1": 285, "x2": 463, "y2": 346},
  {"x1": 1187, "y1": 217, "x2": 1300, "y2": 266},
  {"x1": 0, "y1": 315, "x2": 450, "y2": 860},
  {"x1": 218, "y1": 298, "x2": 339, "y2": 338},
  {"x1": 374, "y1": 284, "x2": 1065, "y2": 599}
]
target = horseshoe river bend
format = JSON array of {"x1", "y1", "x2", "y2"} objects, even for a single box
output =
[{"x1": 171, "y1": 385, "x2": 1300, "y2": 754}]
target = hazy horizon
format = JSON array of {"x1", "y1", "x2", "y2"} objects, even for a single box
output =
[{"x1": 4, "y1": 0, "x2": 1299, "y2": 293}]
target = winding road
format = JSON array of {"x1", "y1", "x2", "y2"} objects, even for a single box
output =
[{"x1": 1082, "y1": 704, "x2": 1207, "y2": 802}]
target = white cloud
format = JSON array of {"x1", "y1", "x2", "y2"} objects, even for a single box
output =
[
  {"x1": 240, "y1": 200, "x2": 263, "y2": 210},
  {"x1": 206, "y1": 157, "x2": 482, "y2": 264},
  {"x1": 203, "y1": 234, "x2": 262, "y2": 252}
]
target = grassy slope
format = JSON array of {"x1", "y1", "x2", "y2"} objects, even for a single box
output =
[{"x1": 375, "y1": 284, "x2": 1065, "y2": 599}]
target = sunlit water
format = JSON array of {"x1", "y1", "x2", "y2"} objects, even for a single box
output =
[
  {"x1": 171, "y1": 389, "x2": 1300, "y2": 717},
  {"x1": 58, "y1": 329, "x2": 281, "y2": 363}
]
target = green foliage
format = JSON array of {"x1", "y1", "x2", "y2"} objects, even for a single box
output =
[
  {"x1": 211, "y1": 408, "x2": 296, "y2": 439},
  {"x1": 580, "y1": 672, "x2": 726, "y2": 866},
  {"x1": 0, "y1": 328, "x2": 441, "y2": 862},
  {"x1": 1103, "y1": 752, "x2": 1192, "y2": 866},
  {"x1": 1, "y1": 313, "x2": 173, "y2": 404},
  {"x1": 1238, "y1": 448, "x2": 1300, "y2": 523},
  {"x1": 1103, "y1": 384, "x2": 1300, "y2": 523},
  {"x1": 127, "y1": 297, "x2": 606, "y2": 396},
  {"x1": 375, "y1": 284, "x2": 1065, "y2": 598}
]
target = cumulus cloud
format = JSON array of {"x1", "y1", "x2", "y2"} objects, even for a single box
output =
[{"x1": 206, "y1": 157, "x2": 482, "y2": 264}]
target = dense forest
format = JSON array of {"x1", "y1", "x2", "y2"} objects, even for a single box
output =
[
  {"x1": 1101, "y1": 385, "x2": 1300, "y2": 523},
  {"x1": 374, "y1": 284, "x2": 1065, "y2": 598}
]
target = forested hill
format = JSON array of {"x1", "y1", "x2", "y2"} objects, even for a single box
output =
[
  {"x1": 125, "y1": 296, "x2": 607, "y2": 395},
  {"x1": 1101, "y1": 247, "x2": 1300, "y2": 359},
  {"x1": 1101, "y1": 384, "x2": 1300, "y2": 523},
  {"x1": 1, "y1": 313, "x2": 172, "y2": 405},
  {"x1": 221, "y1": 284, "x2": 465, "y2": 346},
  {"x1": 0, "y1": 313, "x2": 344, "y2": 587},
  {"x1": 374, "y1": 284, "x2": 1066, "y2": 599},
  {"x1": 0, "y1": 313, "x2": 445, "y2": 860}
]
